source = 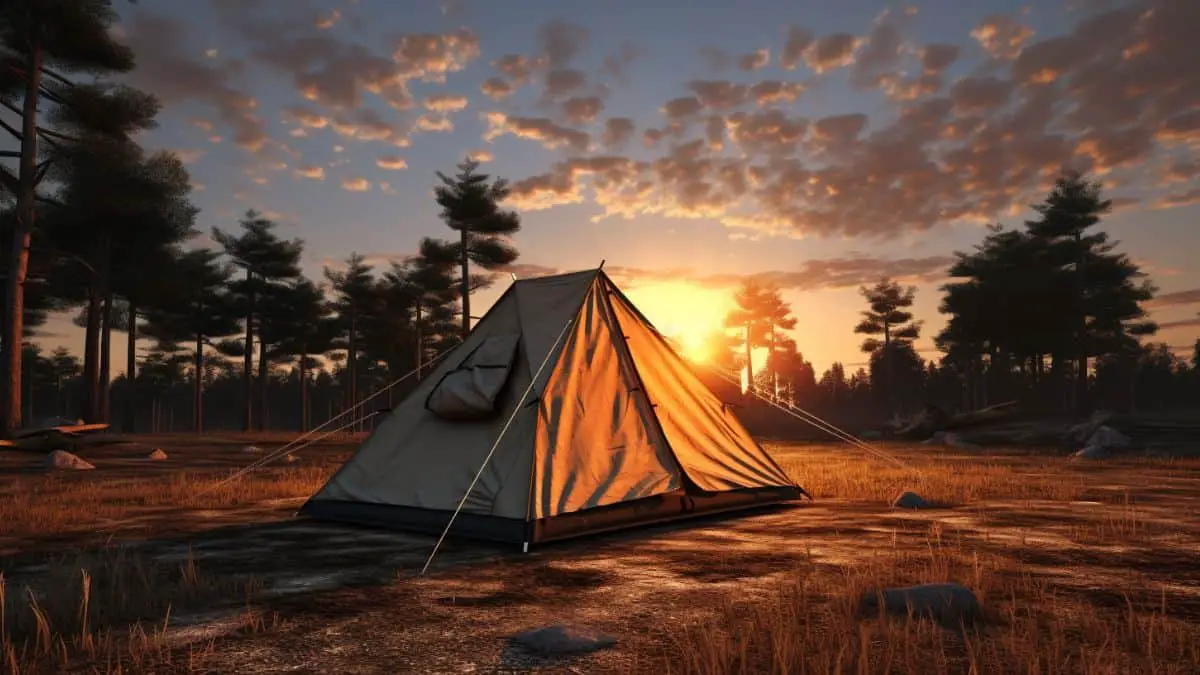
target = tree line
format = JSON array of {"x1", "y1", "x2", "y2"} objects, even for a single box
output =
[
  {"x1": 711, "y1": 171, "x2": 1200, "y2": 423},
  {"x1": 1, "y1": 1, "x2": 522, "y2": 433}
]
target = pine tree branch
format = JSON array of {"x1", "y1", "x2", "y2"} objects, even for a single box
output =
[
  {"x1": 0, "y1": 112, "x2": 21, "y2": 140},
  {"x1": 0, "y1": 150, "x2": 19, "y2": 158},
  {"x1": 33, "y1": 158, "x2": 52, "y2": 186},
  {"x1": 34, "y1": 194, "x2": 66, "y2": 209}
]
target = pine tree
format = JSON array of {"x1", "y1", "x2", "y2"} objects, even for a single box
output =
[
  {"x1": 213, "y1": 210, "x2": 303, "y2": 430},
  {"x1": 856, "y1": 278, "x2": 922, "y2": 416},
  {"x1": 325, "y1": 253, "x2": 380, "y2": 427},
  {"x1": 0, "y1": 0, "x2": 136, "y2": 432},
  {"x1": 141, "y1": 248, "x2": 241, "y2": 432},
  {"x1": 269, "y1": 278, "x2": 337, "y2": 432},
  {"x1": 1025, "y1": 170, "x2": 1157, "y2": 415},
  {"x1": 724, "y1": 279, "x2": 773, "y2": 395},
  {"x1": 433, "y1": 158, "x2": 521, "y2": 339}
]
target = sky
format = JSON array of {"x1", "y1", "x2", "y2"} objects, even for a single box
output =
[{"x1": 24, "y1": 0, "x2": 1200, "y2": 374}]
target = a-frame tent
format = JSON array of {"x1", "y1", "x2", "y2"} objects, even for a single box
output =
[{"x1": 300, "y1": 267, "x2": 806, "y2": 545}]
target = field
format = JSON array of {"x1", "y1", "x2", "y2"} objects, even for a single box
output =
[{"x1": 1, "y1": 434, "x2": 1199, "y2": 674}]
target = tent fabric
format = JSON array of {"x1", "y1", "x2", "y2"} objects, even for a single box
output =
[
  {"x1": 425, "y1": 332, "x2": 521, "y2": 420},
  {"x1": 301, "y1": 268, "x2": 804, "y2": 544}
]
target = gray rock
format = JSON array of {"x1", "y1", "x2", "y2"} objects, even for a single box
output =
[
  {"x1": 862, "y1": 583, "x2": 981, "y2": 625},
  {"x1": 891, "y1": 491, "x2": 929, "y2": 509},
  {"x1": 1087, "y1": 425, "x2": 1130, "y2": 449},
  {"x1": 511, "y1": 624, "x2": 616, "y2": 655},
  {"x1": 44, "y1": 450, "x2": 94, "y2": 471},
  {"x1": 148, "y1": 448, "x2": 168, "y2": 461}
]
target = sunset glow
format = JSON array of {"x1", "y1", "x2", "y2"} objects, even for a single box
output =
[{"x1": 623, "y1": 282, "x2": 734, "y2": 363}]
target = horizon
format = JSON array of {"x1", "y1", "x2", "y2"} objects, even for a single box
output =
[{"x1": 22, "y1": 0, "x2": 1200, "y2": 376}]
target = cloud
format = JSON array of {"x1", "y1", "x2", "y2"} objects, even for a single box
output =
[
  {"x1": 492, "y1": 54, "x2": 539, "y2": 84},
  {"x1": 481, "y1": 77, "x2": 514, "y2": 100},
  {"x1": 687, "y1": 80, "x2": 805, "y2": 110},
  {"x1": 536, "y1": 20, "x2": 588, "y2": 68},
  {"x1": 921, "y1": 43, "x2": 960, "y2": 73},
  {"x1": 544, "y1": 68, "x2": 588, "y2": 99},
  {"x1": 562, "y1": 96, "x2": 605, "y2": 124},
  {"x1": 341, "y1": 177, "x2": 372, "y2": 192},
  {"x1": 489, "y1": 0, "x2": 1198, "y2": 241},
  {"x1": 468, "y1": 149, "x2": 494, "y2": 162},
  {"x1": 416, "y1": 113, "x2": 454, "y2": 132},
  {"x1": 852, "y1": 10, "x2": 905, "y2": 87},
  {"x1": 804, "y1": 33, "x2": 861, "y2": 73},
  {"x1": 737, "y1": 48, "x2": 770, "y2": 72},
  {"x1": 484, "y1": 112, "x2": 591, "y2": 152},
  {"x1": 971, "y1": 14, "x2": 1035, "y2": 59},
  {"x1": 124, "y1": 12, "x2": 268, "y2": 151},
  {"x1": 174, "y1": 149, "x2": 206, "y2": 164},
  {"x1": 1158, "y1": 316, "x2": 1200, "y2": 331},
  {"x1": 294, "y1": 165, "x2": 325, "y2": 180},
  {"x1": 376, "y1": 155, "x2": 409, "y2": 170},
  {"x1": 315, "y1": 9, "x2": 340, "y2": 29},
  {"x1": 502, "y1": 255, "x2": 955, "y2": 292},
  {"x1": 422, "y1": 93, "x2": 469, "y2": 112},
  {"x1": 601, "y1": 117, "x2": 635, "y2": 148},
  {"x1": 780, "y1": 26, "x2": 814, "y2": 70},
  {"x1": 1147, "y1": 289, "x2": 1200, "y2": 309}
]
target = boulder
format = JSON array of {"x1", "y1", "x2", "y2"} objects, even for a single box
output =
[
  {"x1": 148, "y1": 448, "x2": 168, "y2": 461},
  {"x1": 1088, "y1": 425, "x2": 1130, "y2": 449},
  {"x1": 891, "y1": 491, "x2": 929, "y2": 509},
  {"x1": 861, "y1": 583, "x2": 981, "y2": 625},
  {"x1": 1063, "y1": 410, "x2": 1113, "y2": 445},
  {"x1": 510, "y1": 624, "x2": 616, "y2": 655},
  {"x1": 44, "y1": 450, "x2": 95, "y2": 471}
]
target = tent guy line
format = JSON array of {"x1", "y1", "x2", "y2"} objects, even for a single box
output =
[
  {"x1": 197, "y1": 345, "x2": 456, "y2": 496},
  {"x1": 420, "y1": 315, "x2": 577, "y2": 576}
]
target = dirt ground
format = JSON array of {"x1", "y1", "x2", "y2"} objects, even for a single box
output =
[{"x1": 2, "y1": 433, "x2": 1199, "y2": 673}]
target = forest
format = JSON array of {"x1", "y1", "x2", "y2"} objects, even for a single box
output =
[{"x1": 3, "y1": 2, "x2": 1198, "y2": 436}]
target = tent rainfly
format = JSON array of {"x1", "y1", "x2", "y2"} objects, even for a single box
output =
[{"x1": 300, "y1": 268, "x2": 807, "y2": 546}]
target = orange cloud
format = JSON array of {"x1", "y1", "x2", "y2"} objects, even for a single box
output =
[
  {"x1": 422, "y1": 93, "x2": 469, "y2": 112},
  {"x1": 294, "y1": 165, "x2": 325, "y2": 180},
  {"x1": 376, "y1": 155, "x2": 408, "y2": 170},
  {"x1": 341, "y1": 177, "x2": 372, "y2": 192},
  {"x1": 971, "y1": 14, "x2": 1034, "y2": 60},
  {"x1": 483, "y1": 112, "x2": 590, "y2": 151}
]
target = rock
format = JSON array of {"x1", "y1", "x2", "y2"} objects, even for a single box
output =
[
  {"x1": 242, "y1": 445, "x2": 263, "y2": 454},
  {"x1": 43, "y1": 450, "x2": 94, "y2": 471},
  {"x1": 891, "y1": 491, "x2": 929, "y2": 509},
  {"x1": 1088, "y1": 425, "x2": 1130, "y2": 449},
  {"x1": 284, "y1": 453, "x2": 297, "y2": 463},
  {"x1": 510, "y1": 624, "x2": 616, "y2": 655},
  {"x1": 148, "y1": 448, "x2": 168, "y2": 461},
  {"x1": 1064, "y1": 410, "x2": 1113, "y2": 445},
  {"x1": 862, "y1": 583, "x2": 981, "y2": 625},
  {"x1": 923, "y1": 431, "x2": 978, "y2": 450},
  {"x1": 1072, "y1": 445, "x2": 1108, "y2": 460}
]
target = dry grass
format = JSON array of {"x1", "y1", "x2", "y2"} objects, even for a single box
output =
[
  {"x1": 656, "y1": 444, "x2": 1200, "y2": 675},
  {"x1": 657, "y1": 534, "x2": 1199, "y2": 674},
  {"x1": 0, "y1": 546, "x2": 281, "y2": 674},
  {"x1": 3, "y1": 437, "x2": 1200, "y2": 673}
]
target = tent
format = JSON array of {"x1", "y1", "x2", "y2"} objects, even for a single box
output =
[{"x1": 300, "y1": 267, "x2": 807, "y2": 546}]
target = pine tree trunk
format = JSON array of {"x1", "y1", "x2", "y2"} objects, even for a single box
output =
[
  {"x1": 99, "y1": 293, "x2": 113, "y2": 423},
  {"x1": 348, "y1": 315, "x2": 357, "y2": 431},
  {"x1": 299, "y1": 348, "x2": 309, "y2": 433},
  {"x1": 459, "y1": 229, "x2": 471, "y2": 340},
  {"x1": 258, "y1": 338, "x2": 269, "y2": 431},
  {"x1": 414, "y1": 302, "x2": 423, "y2": 381},
  {"x1": 768, "y1": 324, "x2": 777, "y2": 402},
  {"x1": 2, "y1": 37, "x2": 43, "y2": 433},
  {"x1": 123, "y1": 303, "x2": 137, "y2": 433},
  {"x1": 194, "y1": 332, "x2": 204, "y2": 432},
  {"x1": 1074, "y1": 231, "x2": 1089, "y2": 417},
  {"x1": 82, "y1": 291, "x2": 103, "y2": 423},
  {"x1": 242, "y1": 270, "x2": 254, "y2": 431}
]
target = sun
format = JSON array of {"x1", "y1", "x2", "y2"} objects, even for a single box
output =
[{"x1": 622, "y1": 281, "x2": 733, "y2": 363}]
